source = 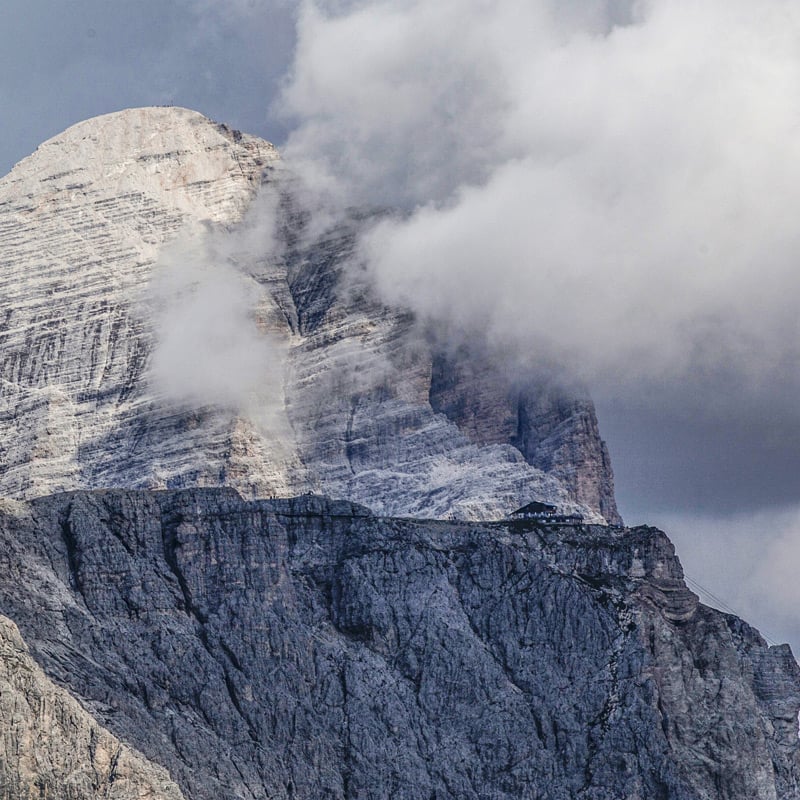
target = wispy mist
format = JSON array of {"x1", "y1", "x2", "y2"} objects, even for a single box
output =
[{"x1": 148, "y1": 190, "x2": 288, "y2": 415}]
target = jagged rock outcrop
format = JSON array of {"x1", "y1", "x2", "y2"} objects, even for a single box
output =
[
  {"x1": 0, "y1": 611, "x2": 184, "y2": 800},
  {"x1": 429, "y1": 347, "x2": 620, "y2": 523},
  {"x1": 0, "y1": 107, "x2": 618, "y2": 522},
  {"x1": 0, "y1": 489, "x2": 796, "y2": 799}
]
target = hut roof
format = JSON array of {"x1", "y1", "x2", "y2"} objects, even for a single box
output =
[{"x1": 511, "y1": 501, "x2": 557, "y2": 516}]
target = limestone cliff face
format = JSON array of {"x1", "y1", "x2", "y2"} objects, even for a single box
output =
[
  {"x1": 0, "y1": 489, "x2": 797, "y2": 799},
  {"x1": 429, "y1": 348, "x2": 621, "y2": 524},
  {"x1": 0, "y1": 107, "x2": 296, "y2": 501},
  {"x1": 0, "y1": 107, "x2": 618, "y2": 522},
  {"x1": 0, "y1": 611, "x2": 184, "y2": 800}
]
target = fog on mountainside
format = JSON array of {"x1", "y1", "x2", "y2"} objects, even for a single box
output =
[
  {"x1": 269, "y1": 0, "x2": 800, "y2": 652},
  {"x1": 4, "y1": 2, "x2": 799, "y2": 519},
  {"x1": 280, "y1": 0, "x2": 800, "y2": 404}
]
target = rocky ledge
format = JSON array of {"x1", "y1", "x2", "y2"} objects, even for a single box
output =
[{"x1": 0, "y1": 489, "x2": 797, "y2": 799}]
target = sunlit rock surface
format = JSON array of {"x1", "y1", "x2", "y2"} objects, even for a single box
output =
[
  {"x1": 0, "y1": 107, "x2": 618, "y2": 522},
  {"x1": 0, "y1": 489, "x2": 796, "y2": 799},
  {"x1": 0, "y1": 609, "x2": 184, "y2": 800},
  {"x1": 0, "y1": 107, "x2": 298, "y2": 501}
]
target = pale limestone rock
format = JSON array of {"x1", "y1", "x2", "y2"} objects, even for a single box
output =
[
  {"x1": 0, "y1": 107, "x2": 617, "y2": 522},
  {"x1": 0, "y1": 613, "x2": 184, "y2": 800},
  {"x1": 0, "y1": 107, "x2": 298, "y2": 502}
]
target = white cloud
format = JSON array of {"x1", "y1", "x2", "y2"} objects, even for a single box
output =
[
  {"x1": 279, "y1": 0, "x2": 800, "y2": 401},
  {"x1": 147, "y1": 191, "x2": 287, "y2": 412}
]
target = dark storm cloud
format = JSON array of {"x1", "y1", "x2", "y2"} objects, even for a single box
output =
[{"x1": 598, "y1": 396, "x2": 800, "y2": 519}]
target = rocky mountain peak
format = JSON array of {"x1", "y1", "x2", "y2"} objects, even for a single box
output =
[
  {"x1": 0, "y1": 106, "x2": 618, "y2": 523},
  {"x1": 6, "y1": 106, "x2": 275, "y2": 229}
]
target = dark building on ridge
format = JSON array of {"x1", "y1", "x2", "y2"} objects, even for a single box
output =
[{"x1": 510, "y1": 501, "x2": 584, "y2": 525}]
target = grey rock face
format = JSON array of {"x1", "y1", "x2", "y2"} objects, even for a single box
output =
[
  {"x1": 429, "y1": 347, "x2": 620, "y2": 524},
  {"x1": 0, "y1": 106, "x2": 292, "y2": 501},
  {"x1": 0, "y1": 489, "x2": 796, "y2": 799},
  {"x1": 0, "y1": 610, "x2": 185, "y2": 800},
  {"x1": 0, "y1": 107, "x2": 617, "y2": 523}
]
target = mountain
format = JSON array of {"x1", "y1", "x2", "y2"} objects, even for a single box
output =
[
  {"x1": 3, "y1": 108, "x2": 795, "y2": 799},
  {"x1": 0, "y1": 107, "x2": 618, "y2": 524},
  {"x1": 0, "y1": 488, "x2": 797, "y2": 799}
]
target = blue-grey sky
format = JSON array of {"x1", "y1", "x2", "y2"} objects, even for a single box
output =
[
  {"x1": 0, "y1": 0, "x2": 295, "y2": 174},
  {"x1": 4, "y1": 0, "x2": 800, "y2": 648}
]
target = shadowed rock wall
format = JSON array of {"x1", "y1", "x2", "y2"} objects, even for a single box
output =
[{"x1": 0, "y1": 489, "x2": 796, "y2": 799}]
